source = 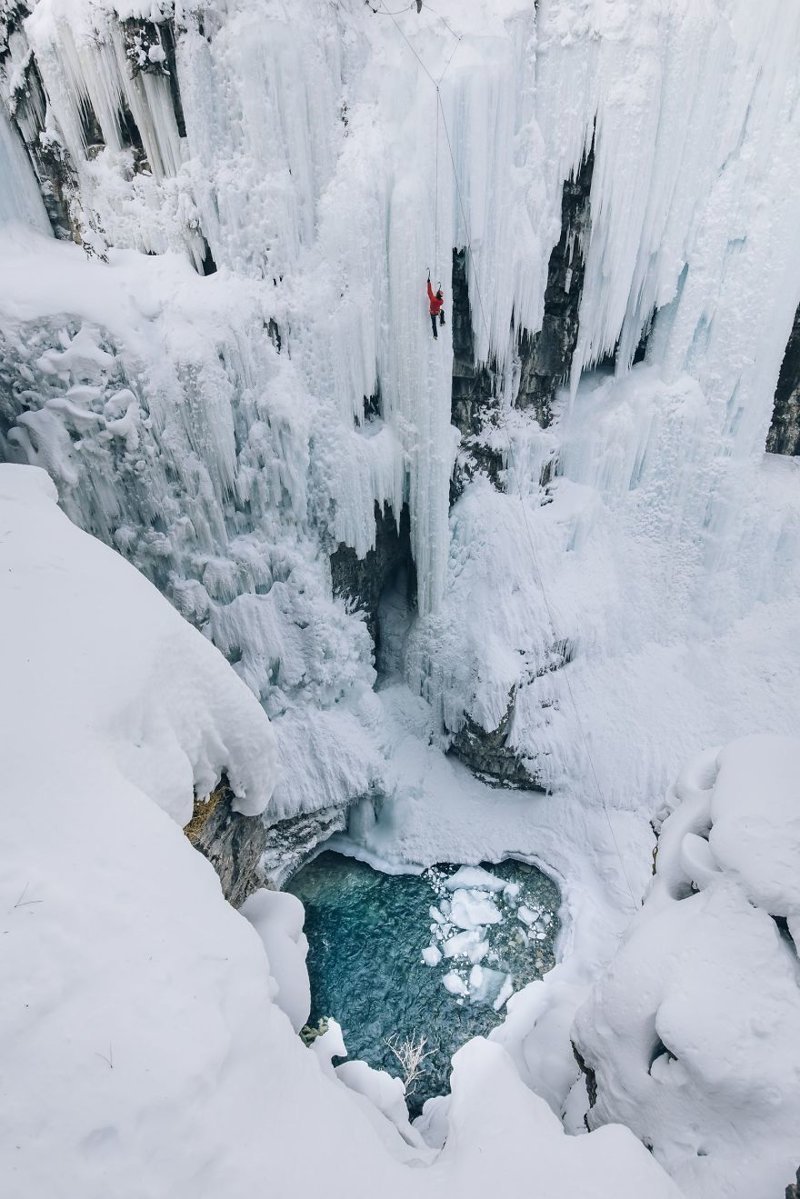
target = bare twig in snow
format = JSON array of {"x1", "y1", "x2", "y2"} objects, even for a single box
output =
[
  {"x1": 385, "y1": 1033, "x2": 435, "y2": 1091},
  {"x1": 95, "y1": 1044, "x2": 114, "y2": 1069},
  {"x1": 13, "y1": 883, "x2": 43, "y2": 909}
]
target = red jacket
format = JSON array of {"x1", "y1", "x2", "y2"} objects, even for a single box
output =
[{"x1": 427, "y1": 280, "x2": 444, "y2": 316}]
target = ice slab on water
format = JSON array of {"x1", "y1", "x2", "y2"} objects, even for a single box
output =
[
  {"x1": 449, "y1": 888, "x2": 502, "y2": 930},
  {"x1": 445, "y1": 866, "x2": 507, "y2": 893},
  {"x1": 442, "y1": 971, "x2": 469, "y2": 998},
  {"x1": 442, "y1": 929, "x2": 489, "y2": 964},
  {"x1": 469, "y1": 967, "x2": 512, "y2": 1008}
]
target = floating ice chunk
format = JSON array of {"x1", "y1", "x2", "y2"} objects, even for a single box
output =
[
  {"x1": 422, "y1": 945, "x2": 442, "y2": 967},
  {"x1": 445, "y1": 866, "x2": 506, "y2": 893},
  {"x1": 429, "y1": 905, "x2": 447, "y2": 924},
  {"x1": 517, "y1": 905, "x2": 538, "y2": 927},
  {"x1": 493, "y1": 976, "x2": 515, "y2": 1012},
  {"x1": 468, "y1": 968, "x2": 512, "y2": 1007},
  {"x1": 449, "y1": 889, "x2": 502, "y2": 930},
  {"x1": 442, "y1": 972, "x2": 469, "y2": 998},
  {"x1": 503, "y1": 882, "x2": 521, "y2": 901},
  {"x1": 442, "y1": 929, "x2": 489, "y2": 964}
]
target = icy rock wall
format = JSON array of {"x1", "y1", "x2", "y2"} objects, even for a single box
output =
[
  {"x1": 0, "y1": 238, "x2": 387, "y2": 821},
  {"x1": 408, "y1": 0, "x2": 800, "y2": 807},
  {"x1": 0, "y1": 0, "x2": 561, "y2": 831},
  {"x1": 768, "y1": 303, "x2": 800, "y2": 456}
]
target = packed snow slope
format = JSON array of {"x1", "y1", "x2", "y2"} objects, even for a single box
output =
[
  {"x1": 1, "y1": 0, "x2": 799, "y2": 831},
  {"x1": 574, "y1": 733, "x2": 800, "y2": 1199},
  {"x1": 0, "y1": 463, "x2": 682, "y2": 1199}
]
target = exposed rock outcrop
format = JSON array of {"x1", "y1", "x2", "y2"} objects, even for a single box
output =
[
  {"x1": 0, "y1": 9, "x2": 81, "y2": 240},
  {"x1": 261, "y1": 805, "x2": 350, "y2": 889},
  {"x1": 450, "y1": 247, "x2": 504, "y2": 502},
  {"x1": 767, "y1": 303, "x2": 800, "y2": 456},
  {"x1": 185, "y1": 779, "x2": 268, "y2": 907},
  {"x1": 186, "y1": 780, "x2": 356, "y2": 899},
  {"x1": 449, "y1": 697, "x2": 545, "y2": 791}
]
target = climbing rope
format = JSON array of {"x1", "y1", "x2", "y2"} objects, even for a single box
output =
[
  {"x1": 378, "y1": 0, "x2": 641, "y2": 910},
  {"x1": 434, "y1": 93, "x2": 440, "y2": 274},
  {"x1": 377, "y1": 0, "x2": 460, "y2": 278}
]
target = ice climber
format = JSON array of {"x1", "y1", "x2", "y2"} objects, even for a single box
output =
[{"x1": 427, "y1": 274, "x2": 445, "y2": 339}]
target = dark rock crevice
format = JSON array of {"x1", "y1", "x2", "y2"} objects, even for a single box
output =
[
  {"x1": 448, "y1": 698, "x2": 546, "y2": 791},
  {"x1": 450, "y1": 246, "x2": 504, "y2": 501},
  {"x1": 516, "y1": 144, "x2": 594, "y2": 428},
  {"x1": 122, "y1": 16, "x2": 187, "y2": 139},
  {"x1": 572, "y1": 1042, "x2": 598, "y2": 1131},
  {"x1": 3, "y1": 47, "x2": 80, "y2": 239},
  {"x1": 330, "y1": 501, "x2": 416, "y2": 658},
  {"x1": 767, "y1": 303, "x2": 800, "y2": 456}
]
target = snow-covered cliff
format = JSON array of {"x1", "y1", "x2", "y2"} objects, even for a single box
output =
[{"x1": 2, "y1": 0, "x2": 800, "y2": 835}]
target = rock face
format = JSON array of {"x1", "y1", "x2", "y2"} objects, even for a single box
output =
[
  {"x1": 261, "y1": 805, "x2": 350, "y2": 889},
  {"x1": 449, "y1": 697, "x2": 545, "y2": 791},
  {"x1": 447, "y1": 641, "x2": 572, "y2": 790},
  {"x1": 786, "y1": 1166, "x2": 800, "y2": 1199},
  {"x1": 187, "y1": 781, "x2": 355, "y2": 899},
  {"x1": 450, "y1": 247, "x2": 504, "y2": 499},
  {"x1": 330, "y1": 501, "x2": 415, "y2": 655},
  {"x1": 185, "y1": 779, "x2": 268, "y2": 907},
  {"x1": 767, "y1": 304, "x2": 800, "y2": 456},
  {"x1": 0, "y1": 7, "x2": 79, "y2": 240},
  {"x1": 516, "y1": 146, "x2": 594, "y2": 428}
]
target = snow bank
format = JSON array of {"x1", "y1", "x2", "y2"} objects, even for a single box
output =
[
  {"x1": 573, "y1": 734, "x2": 800, "y2": 1199},
  {"x1": 0, "y1": 462, "x2": 278, "y2": 819},
  {"x1": 0, "y1": 462, "x2": 680, "y2": 1199}
]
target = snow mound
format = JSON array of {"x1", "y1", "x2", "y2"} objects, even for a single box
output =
[{"x1": 573, "y1": 733, "x2": 800, "y2": 1199}]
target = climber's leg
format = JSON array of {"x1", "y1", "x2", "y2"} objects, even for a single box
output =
[{"x1": 431, "y1": 314, "x2": 438, "y2": 339}]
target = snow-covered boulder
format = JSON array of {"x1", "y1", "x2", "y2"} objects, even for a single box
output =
[{"x1": 573, "y1": 734, "x2": 800, "y2": 1199}]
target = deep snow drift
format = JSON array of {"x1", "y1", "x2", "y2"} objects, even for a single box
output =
[
  {"x1": 574, "y1": 734, "x2": 800, "y2": 1199},
  {"x1": 0, "y1": 463, "x2": 680, "y2": 1198}
]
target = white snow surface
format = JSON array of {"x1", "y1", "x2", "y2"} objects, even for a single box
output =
[
  {"x1": 573, "y1": 734, "x2": 800, "y2": 1199},
  {"x1": 0, "y1": 464, "x2": 680, "y2": 1198}
]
